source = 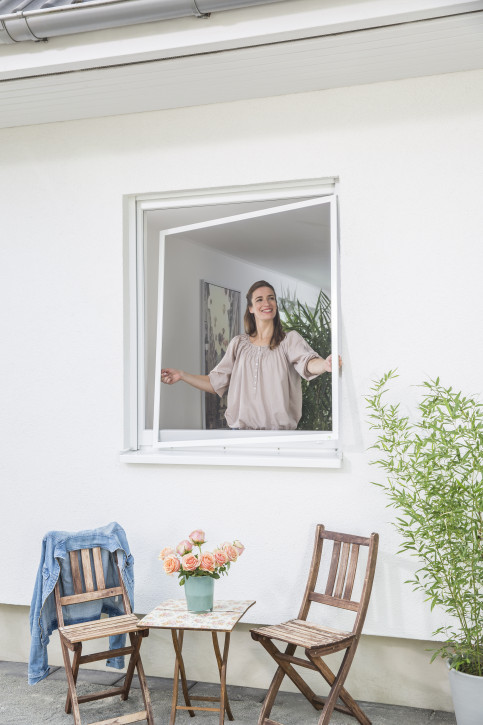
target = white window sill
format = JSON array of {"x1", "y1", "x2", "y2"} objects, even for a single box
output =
[{"x1": 120, "y1": 447, "x2": 342, "y2": 469}]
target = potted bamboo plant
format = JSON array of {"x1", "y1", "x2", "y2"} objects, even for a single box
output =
[{"x1": 366, "y1": 371, "x2": 483, "y2": 724}]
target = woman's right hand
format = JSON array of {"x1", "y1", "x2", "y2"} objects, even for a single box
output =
[
  {"x1": 161, "y1": 368, "x2": 182, "y2": 385},
  {"x1": 161, "y1": 369, "x2": 215, "y2": 393}
]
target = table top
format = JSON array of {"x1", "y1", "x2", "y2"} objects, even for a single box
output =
[{"x1": 138, "y1": 599, "x2": 256, "y2": 632}]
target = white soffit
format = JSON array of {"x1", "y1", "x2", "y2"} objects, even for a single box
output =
[{"x1": 1, "y1": 10, "x2": 483, "y2": 128}]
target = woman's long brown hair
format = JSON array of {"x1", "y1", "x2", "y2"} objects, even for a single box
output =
[{"x1": 243, "y1": 280, "x2": 286, "y2": 350}]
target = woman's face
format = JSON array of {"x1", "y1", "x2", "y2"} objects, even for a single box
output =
[{"x1": 249, "y1": 286, "x2": 277, "y2": 323}]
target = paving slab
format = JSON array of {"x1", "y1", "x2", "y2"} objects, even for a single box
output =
[
  {"x1": 0, "y1": 661, "x2": 29, "y2": 677},
  {"x1": 0, "y1": 661, "x2": 456, "y2": 725}
]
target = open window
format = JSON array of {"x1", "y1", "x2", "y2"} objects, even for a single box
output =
[{"x1": 123, "y1": 179, "x2": 341, "y2": 467}]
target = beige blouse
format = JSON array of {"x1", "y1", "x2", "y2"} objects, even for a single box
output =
[{"x1": 208, "y1": 331, "x2": 320, "y2": 430}]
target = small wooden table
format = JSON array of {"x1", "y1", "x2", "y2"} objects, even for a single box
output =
[{"x1": 138, "y1": 599, "x2": 255, "y2": 725}]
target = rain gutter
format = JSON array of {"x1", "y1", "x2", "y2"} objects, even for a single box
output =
[{"x1": 0, "y1": 0, "x2": 287, "y2": 43}]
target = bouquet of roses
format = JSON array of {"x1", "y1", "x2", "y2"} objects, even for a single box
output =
[{"x1": 159, "y1": 529, "x2": 245, "y2": 586}]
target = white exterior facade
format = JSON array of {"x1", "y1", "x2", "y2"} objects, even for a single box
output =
[{"x1": 1, "y1": 0, "x2": 483, "y2": 712}]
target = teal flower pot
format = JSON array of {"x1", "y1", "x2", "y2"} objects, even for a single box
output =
[{"x1": 184, "y1": 576, "x2": 214, "y2": 613}]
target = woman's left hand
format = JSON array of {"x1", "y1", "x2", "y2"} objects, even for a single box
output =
[
  {"x1": 307, "y1": 354, "x2": 342, "y2": 376},
  {"x1": 324, "y1": 354, "x2": 343, "y2": 372}
]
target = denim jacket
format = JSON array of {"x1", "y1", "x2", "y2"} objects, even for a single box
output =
[{"x1": 29, "y1": 522, "x2": 135, "y2": 685}]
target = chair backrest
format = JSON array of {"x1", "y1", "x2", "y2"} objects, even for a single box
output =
[
  {"x1": 298, "y1": 525, "x2": 378, "y2": 636},
  {"x1": 54, "y1": 546, "x2": 131, "y2": 627}
]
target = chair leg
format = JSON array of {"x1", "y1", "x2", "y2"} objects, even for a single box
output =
[
  {"x1": 257, "y1": 639, "x2": 320, "y2": 713},
  {"x1": 59, "y1": 638, "x2": 82, "y2": 725},
  {"x1": 308, "y1": 646, "x2": 371, "y2": 725},
  {"x1": 257, "y1": 642, "x2": 310, "y2": 725},
  {"x1": 258, "y1": 663, "x2": 286, "y2": 725},
  {"x1": 134, "y1": 641, "x2": 155, "y2": 725},
  {"x1": 65, "y1": 643, "x2": 82, "y2": 714},
  {"x1": 120, "y1": 631, "x2": 143, "y2": 701}
]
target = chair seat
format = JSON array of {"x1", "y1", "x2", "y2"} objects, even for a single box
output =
[
  {"x1": 59, "y1": 614, "x2": 143, "y2": 644},
  {"x1": 251, "y1": 619, "x2": 355, "y2": 653}
]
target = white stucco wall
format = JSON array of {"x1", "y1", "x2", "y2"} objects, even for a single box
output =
[{"x1": 1, "y1": 67, "x2": 483, "y2": 708}]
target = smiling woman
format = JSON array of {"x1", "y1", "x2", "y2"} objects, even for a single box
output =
[{"x1": 161, "y1": 280, "x2": 333, "y2": 430}]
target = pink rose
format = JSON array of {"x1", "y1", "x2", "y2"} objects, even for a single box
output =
[
  {"x1": 163, "y1": 555, "x2": 180, "y2": 575},
  {"x1": 223, "y1": 544, "x2": 238, "y2": 562},
  {"x1": 176, "y1": 539, "x2": 193, "y2": 556},
  {"x1": 213, "y1": 548, "x2": 228, "y2": 566},
  {"x1": 182, "y1": 553, "x2": 200, "y2": 571},
  {"x1": 159, "y1": 546, "x2": 175, "y2": 560},
  {"x1": 189, "y1": 529, "x2": 206, "y2": 545},
  {"x1": 199, "y1": 552, "x2": 216, "y2": 572},
  {"x1": 233, "y1": 540, "x2": 245, "y2": 556}
]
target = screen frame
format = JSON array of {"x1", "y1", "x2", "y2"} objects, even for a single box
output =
[{"x1": 151, "y1": 195, "x2": 339, "y2": 450}]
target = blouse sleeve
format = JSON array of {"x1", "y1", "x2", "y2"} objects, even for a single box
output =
[
  {"x1": 208, "y1": 336, "x2": 239, "y2": 397},
  {"x1": 284, "y1": 331, "x2": 320, "y2": 381}
]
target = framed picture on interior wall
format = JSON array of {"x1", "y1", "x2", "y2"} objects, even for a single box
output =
[{"x1": 201, "y1": 280, "x2": 241, "y2": 429}]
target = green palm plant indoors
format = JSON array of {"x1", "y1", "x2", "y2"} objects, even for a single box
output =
[
  {"x1": 279, "y1": 290, "x2": 332, "y2": 431},
  {"x1": 366, "y1": 371, "x2": 483, "y2": 691}
]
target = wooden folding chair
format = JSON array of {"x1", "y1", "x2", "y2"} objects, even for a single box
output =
[
  {"x1": 54, "y1": 545, "x2": 154, "y2": 725},
  {"x1": 250, "y1": 525, "x2": 378, "y2": 725}
]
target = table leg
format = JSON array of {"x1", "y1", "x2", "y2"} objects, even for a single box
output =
[
  {"x1": 170, "y1": 629, "x2": 195, "y2": 724},
  {"x1": 212, "y1": 631, "x2": 234, "y2": 724}
]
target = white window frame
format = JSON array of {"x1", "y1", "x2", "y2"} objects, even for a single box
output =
[{"x1": 122, "y1": 178, "x2": 342, "y2": 468}]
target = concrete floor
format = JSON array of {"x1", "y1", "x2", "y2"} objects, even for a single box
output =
[{"x1": 0, "y1": 660, "x2": 457, "y2": 725}]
